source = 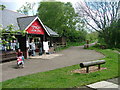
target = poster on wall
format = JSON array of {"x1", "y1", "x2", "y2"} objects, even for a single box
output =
[{"x1": 43, "y1": 41, "x2": 49, "y2": 53}]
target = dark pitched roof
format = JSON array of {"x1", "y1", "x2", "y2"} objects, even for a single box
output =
[
  {"x1": 17, "y1": 16, "x2": 59, "y2": 37},
  {"x1": 44, "y1": 25, "x2": 59, "y2": 37},
  {"x1": 17, "y1": 16, "x2": 37, "y2": 30},
  {"x1": 0, "y1": 9, "x2": 27, "y2": 30},
  {"x1": 0, "y1": 9, "x2": 59, "y2": 37}
]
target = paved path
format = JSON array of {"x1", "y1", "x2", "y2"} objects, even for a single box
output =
[
  {"x1": 1, "y1": 43, "x2": 105, "y2": 82},
  {"x1": 80, "y1": 77, "x2": 119, "y2": 89},
  {"x1": 87, "y1": 81, "x2": 119, "y2": 89}
]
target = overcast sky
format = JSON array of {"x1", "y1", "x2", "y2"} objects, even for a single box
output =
[
  {"x1": 1, "y1": 0, "x2": 117, "y2": 12},
  {"x1": 1, "y1": 0, "x2": 118, "y2": 31},
  {"x1": 0, "y1": 0, "x2": 81, "y2": 12}
]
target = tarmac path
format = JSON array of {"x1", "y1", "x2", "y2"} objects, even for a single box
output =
[{"x1": 1, "y1": 43, "x2": 105, "y2": 82}]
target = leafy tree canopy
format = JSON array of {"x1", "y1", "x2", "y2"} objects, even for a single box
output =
[
  {"x1": 37, "y1": 2, "x2": 86, "y2": 42},
  {"x1": 0, "y1": 4, "x2": 6, "y2": 10},
  {"x1": 0, "y1": 24, "x2": 27, "y2": 44},
  {"x1": 17, "y1": 2, "x2": 36, "y2": 15}
]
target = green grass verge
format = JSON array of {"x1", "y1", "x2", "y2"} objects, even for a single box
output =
[{"x1": 1, "y1": 46, "x2": 119, "y2": 88}]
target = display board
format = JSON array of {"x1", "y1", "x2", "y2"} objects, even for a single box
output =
[
  {"x1": 26, "y1": 20, "x2": 45, "y2": 35},
  {"x1": 43, "y1": 41, "x2": 49, "y2": 52}
]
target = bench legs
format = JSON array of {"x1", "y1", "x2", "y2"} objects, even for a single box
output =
[
  {"x1": 86, "y1": 67, "x2": 89, "y2": 73},
  {"x1": 98, "y1": 64, "x2": 100, "y2": 70},
  {"x1": 86, "y1": 65, "x2": 101, "y2": 73}
]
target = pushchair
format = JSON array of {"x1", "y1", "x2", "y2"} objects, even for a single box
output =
[{"x1": 17, "y1": 56, "x2": 24, "y2": 68}]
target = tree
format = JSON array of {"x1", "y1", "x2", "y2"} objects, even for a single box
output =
[
  {"x1": 37, "y1": 2, "x2": 86, "y2": 42},
  {"x1": 38, "y1": 2, "x2": 64, "y2": 35},
  {"x1": 104, "y1": 19, "x2": 120, "y2": 48},
  {"x1": 0, "y1": 24, "x2": 26, "y2": 44},
  {"x1": 17, "y1": 2, "x2": 36, "y2": 15},
  {"x1": 76, "y1": 0, "x2": 120, "y2": 47},
  {"x1": 86, "y1": 31, "x2": 98, "y2": 41},
  {"x1": 76, "y1": 1, "x2": 119, "y2": 31},
  {"x1": 0, "y1": 5, "x2": 6, "y2": 10}
]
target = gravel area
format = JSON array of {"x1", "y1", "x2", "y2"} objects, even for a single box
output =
[
  {"x1": 72, "y1": 66, "x2": 107, "y2": 74},
  {"x1": 1, "y1": 43, "x2": 105, "y2": 82}
]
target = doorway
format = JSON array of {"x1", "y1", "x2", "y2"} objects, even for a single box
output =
[{"x1": 27, "y1": 34, "x2": 44, "y2": 53}]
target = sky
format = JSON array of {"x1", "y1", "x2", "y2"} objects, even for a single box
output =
[
  {"x1": 1, "y1": 0, "x2": 118, "y2": 31},
  {"x1": 0, "y1": 0, "x2": 81, "y2": 13},
  {"x1": 1, "y1": 0, "x2": 117, "y2": 13},
  {"x1": 1, "y1": 0, "x2": 117, "y2": 14}
]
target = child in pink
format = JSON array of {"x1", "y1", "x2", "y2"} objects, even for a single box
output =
[{"x1": 17, "y1": 54, "x2": 24, "y2": 68}]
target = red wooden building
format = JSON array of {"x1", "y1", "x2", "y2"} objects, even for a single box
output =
[
  {"x1": 0, "y1": 9, "x2": 59, "y2": 61},
  {"x1": 17, "y1": 16, "x2": 59, "y2": 58}
]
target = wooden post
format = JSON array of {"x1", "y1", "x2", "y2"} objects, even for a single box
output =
[
  {"x1": 17, "y1": 35, "x2": 27, "y2": 58},
  {"x1": 98, "y1": 64, "x2": 101, "y2": 70},
  {"x1": 86, "y1": 40, "x2": 89, "y2": 48},
  {"x1": 86, "y1": 67, "x2": 89, "y2": 73}
]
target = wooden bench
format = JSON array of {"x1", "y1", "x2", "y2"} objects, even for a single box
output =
[{"x1": 80, "y1": 60, "x2": 106, "y2": 73}]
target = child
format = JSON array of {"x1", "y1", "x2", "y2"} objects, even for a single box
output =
[
  {"x1": 16, "y1": 48, "x2": 23, "y2": 57},
  {"x1": 16, "y1": 49, "x2": 24, "y2": 68},
  {"x1": 17, "y1": 55, "x2": 24, "y2": 68}
]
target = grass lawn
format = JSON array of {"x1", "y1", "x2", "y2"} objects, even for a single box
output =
[{"x1": 1, "y1": 46, "x2": 119, "y2": 88}]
